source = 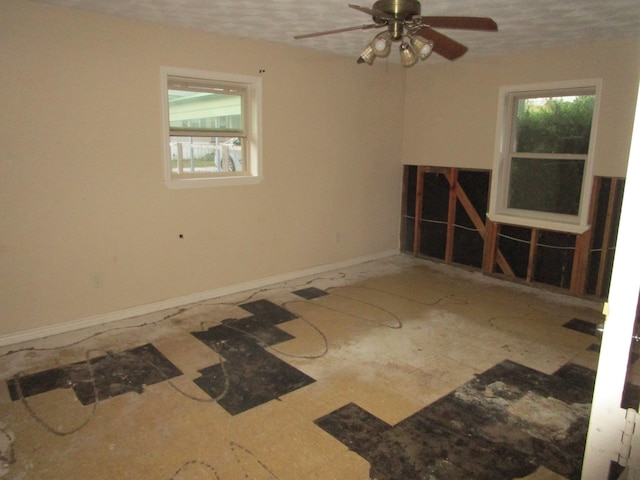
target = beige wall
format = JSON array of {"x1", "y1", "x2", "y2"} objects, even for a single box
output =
[
  {"x1": 0, "y1": 0, "x2": 406, "y2": 336},
  {"x1": 2, "y1": 0, "x2": 639, "y2": 340},
  {"x1": 402, "y1": 37, "x2": 640, "y2": 176}
]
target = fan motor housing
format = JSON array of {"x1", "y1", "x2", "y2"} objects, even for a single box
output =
[{"x1": 372, "y1": 0, "x2": 421, "y2": 21}]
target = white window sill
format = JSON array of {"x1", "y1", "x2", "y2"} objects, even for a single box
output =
[{"x1": 165, "y1": 175, "x2": 262, "y2": 189}]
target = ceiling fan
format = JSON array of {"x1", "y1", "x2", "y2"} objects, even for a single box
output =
[{"x1": 294, "y1": 0, "x2": 498, "y2": 67}]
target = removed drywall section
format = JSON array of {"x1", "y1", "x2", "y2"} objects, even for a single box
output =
[{"x1": 401, "y1": 165, "x2": 624, "y2": 298}]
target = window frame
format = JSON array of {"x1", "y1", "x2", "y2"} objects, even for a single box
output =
[
  {"x1": 160, "y1": 67, "x2": 262, "y2": 188},
  {"x1": 488, "y1": 79, "x2": 602, "y2": 234}
]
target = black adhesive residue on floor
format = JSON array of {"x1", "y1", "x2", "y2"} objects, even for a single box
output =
[
  {"x1": 563, "y1": 318, "x2": 599, "y2": 336},
  {"x1": 315, "y1": 360, "x2": 597, "y2": 480},
  {"x1": 564, "y1": 319, "x2": 640, "y2": 370},
  {"x1": 192, "y1": 299, "x2": 315, "y2": 415},
  {"x1": 292, "y1": 287, "x2": 328, "y2": 300},
  {"x1": 7, "y1": 344, "x2": 182, "y2": 405}
]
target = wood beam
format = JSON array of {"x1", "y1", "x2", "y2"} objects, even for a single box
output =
[
  {"x1": 443, "y1": 171, "x2": 514, "y2": 278},
  {"x1": 445, "y1": 172, "x2": 487, "y2": 237},
  {"x1": 400, "y1": 166, "x2": 409, "y2": 249},
  {"x1": 571, "y1": 230, "x2": 592, "y2": 295},
  {"x1": 445, "y1": 168, "x2": 458, "y2": 263},
  {"x1": 412, "y1": 166, "x2": 426, "y2": 256},
  {"x1": 570, "y1": 177, "x2": 601, "y2": 295},
  {"x1": 483, "y1": 219, "x2": 498, "y2": 274},
  {"x1": 526, "y1": 229, "x2": 539, "y2": 283},
  {"x1": 596, "y1": 178, "x2": 619, "y2": 296}
]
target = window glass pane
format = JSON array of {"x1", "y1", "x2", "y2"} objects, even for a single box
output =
[
  {"x1": 515, "y1": 95, "x2": 594, "y2": 154},
  {"x1": 508, "y1": 157, "x2": 584, "y2": 215},
  {"x1": 168, "y1": 89, "x2": 243, "y2": 132},
  {"x1": 169, "y1": 136, "x2": 244, "y2": 174}
]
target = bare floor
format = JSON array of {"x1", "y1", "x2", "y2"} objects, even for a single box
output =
[{"x1": 0, "y1": 255, "x2": 622, "y2": 479}]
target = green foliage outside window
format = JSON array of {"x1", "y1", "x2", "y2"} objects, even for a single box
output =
[
  {"x1": 507, "y1": 95, "x2": 594, "y2": 216},
  {"x1": 515, "y1": 95, "x2": 594, "y2": 154}
]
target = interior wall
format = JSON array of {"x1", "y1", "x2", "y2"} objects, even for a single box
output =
[
  {"x1": 402, "y1": 37, "x2": 640, "y2": 177},
  {"x1": 0, "y1": 0, "x2": 406, "y2": 337}
]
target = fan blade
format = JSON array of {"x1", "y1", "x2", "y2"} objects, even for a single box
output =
[
  {"x1": 294, "y1": 23, "x2": 382, "y2": 39},
  {"x1": 348, "y1": 4, "x2": 396, "y2": 22},
  {"x1": 420, "y1": 16, "x2": 498, "y2": 31},
  {"x1": 417, "y1": 27, "x2": 468, "y2": 60}
]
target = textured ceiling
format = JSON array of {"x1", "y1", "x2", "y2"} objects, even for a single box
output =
[{"x1": 31, "y1": 0, "x2": 640, "y2": 63}]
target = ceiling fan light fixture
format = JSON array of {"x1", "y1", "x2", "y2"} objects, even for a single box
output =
[
  {"x1": 372, "y1": 31, "x2": 392, "y2": 57},
  {"x1": 295, "y1": 2, "x2": 498, "y2": 67},
  {"x1": 410, "y1": 34, "x2": 434, "y2": 61},
  {"x1": 358, "y1": 44, "x2": 377, "y2": 65},
  {"x1": 399, "y1": 41, "x2": 418, "y2": 67},
  {"x1": 358, "y1": 30, "x2": 392, "y2": 65}
]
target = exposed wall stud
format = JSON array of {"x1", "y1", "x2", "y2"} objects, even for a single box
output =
[
  {"x1": 526, "y1": 228, "x2": 539, "y2": 283},
  {"x1": 482, "y1": 219, "x2": 498, "y2": 274},
  {"x1": 413, "y1": 166, "x2": 426, "y2": 256},
  {"x1": 445, "y1": 168, "x2": 458, "y2": 263},
  {"x1": 570, "y1": 177, "x2": 601, "y2": 295},
  {"x1": 597, "y1": 178, "x2": 619, "y2": 296},
  {"x1": 400, "y1": 166, "x2": 410, "y2": 250}
]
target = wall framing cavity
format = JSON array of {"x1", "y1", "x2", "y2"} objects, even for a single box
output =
[{"x1": 401, "y1": 165, "x2": 625, "y2": 298}]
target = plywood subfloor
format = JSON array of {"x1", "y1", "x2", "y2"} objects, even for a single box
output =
[{"x1": 1, "y1": 255, "x2": 630, "y2": 479}]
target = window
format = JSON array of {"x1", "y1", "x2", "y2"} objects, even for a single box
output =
[
  {"x1": 488, "y1": 80, "x2": 601, "y2": 233},
  {"x1": 161, "y1": 67, "x2": 262, "y2": 188}
]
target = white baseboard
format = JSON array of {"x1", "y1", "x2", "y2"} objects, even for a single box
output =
[{"x1": 0, "y1": 249, "x2": 398, "y2": 348}]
